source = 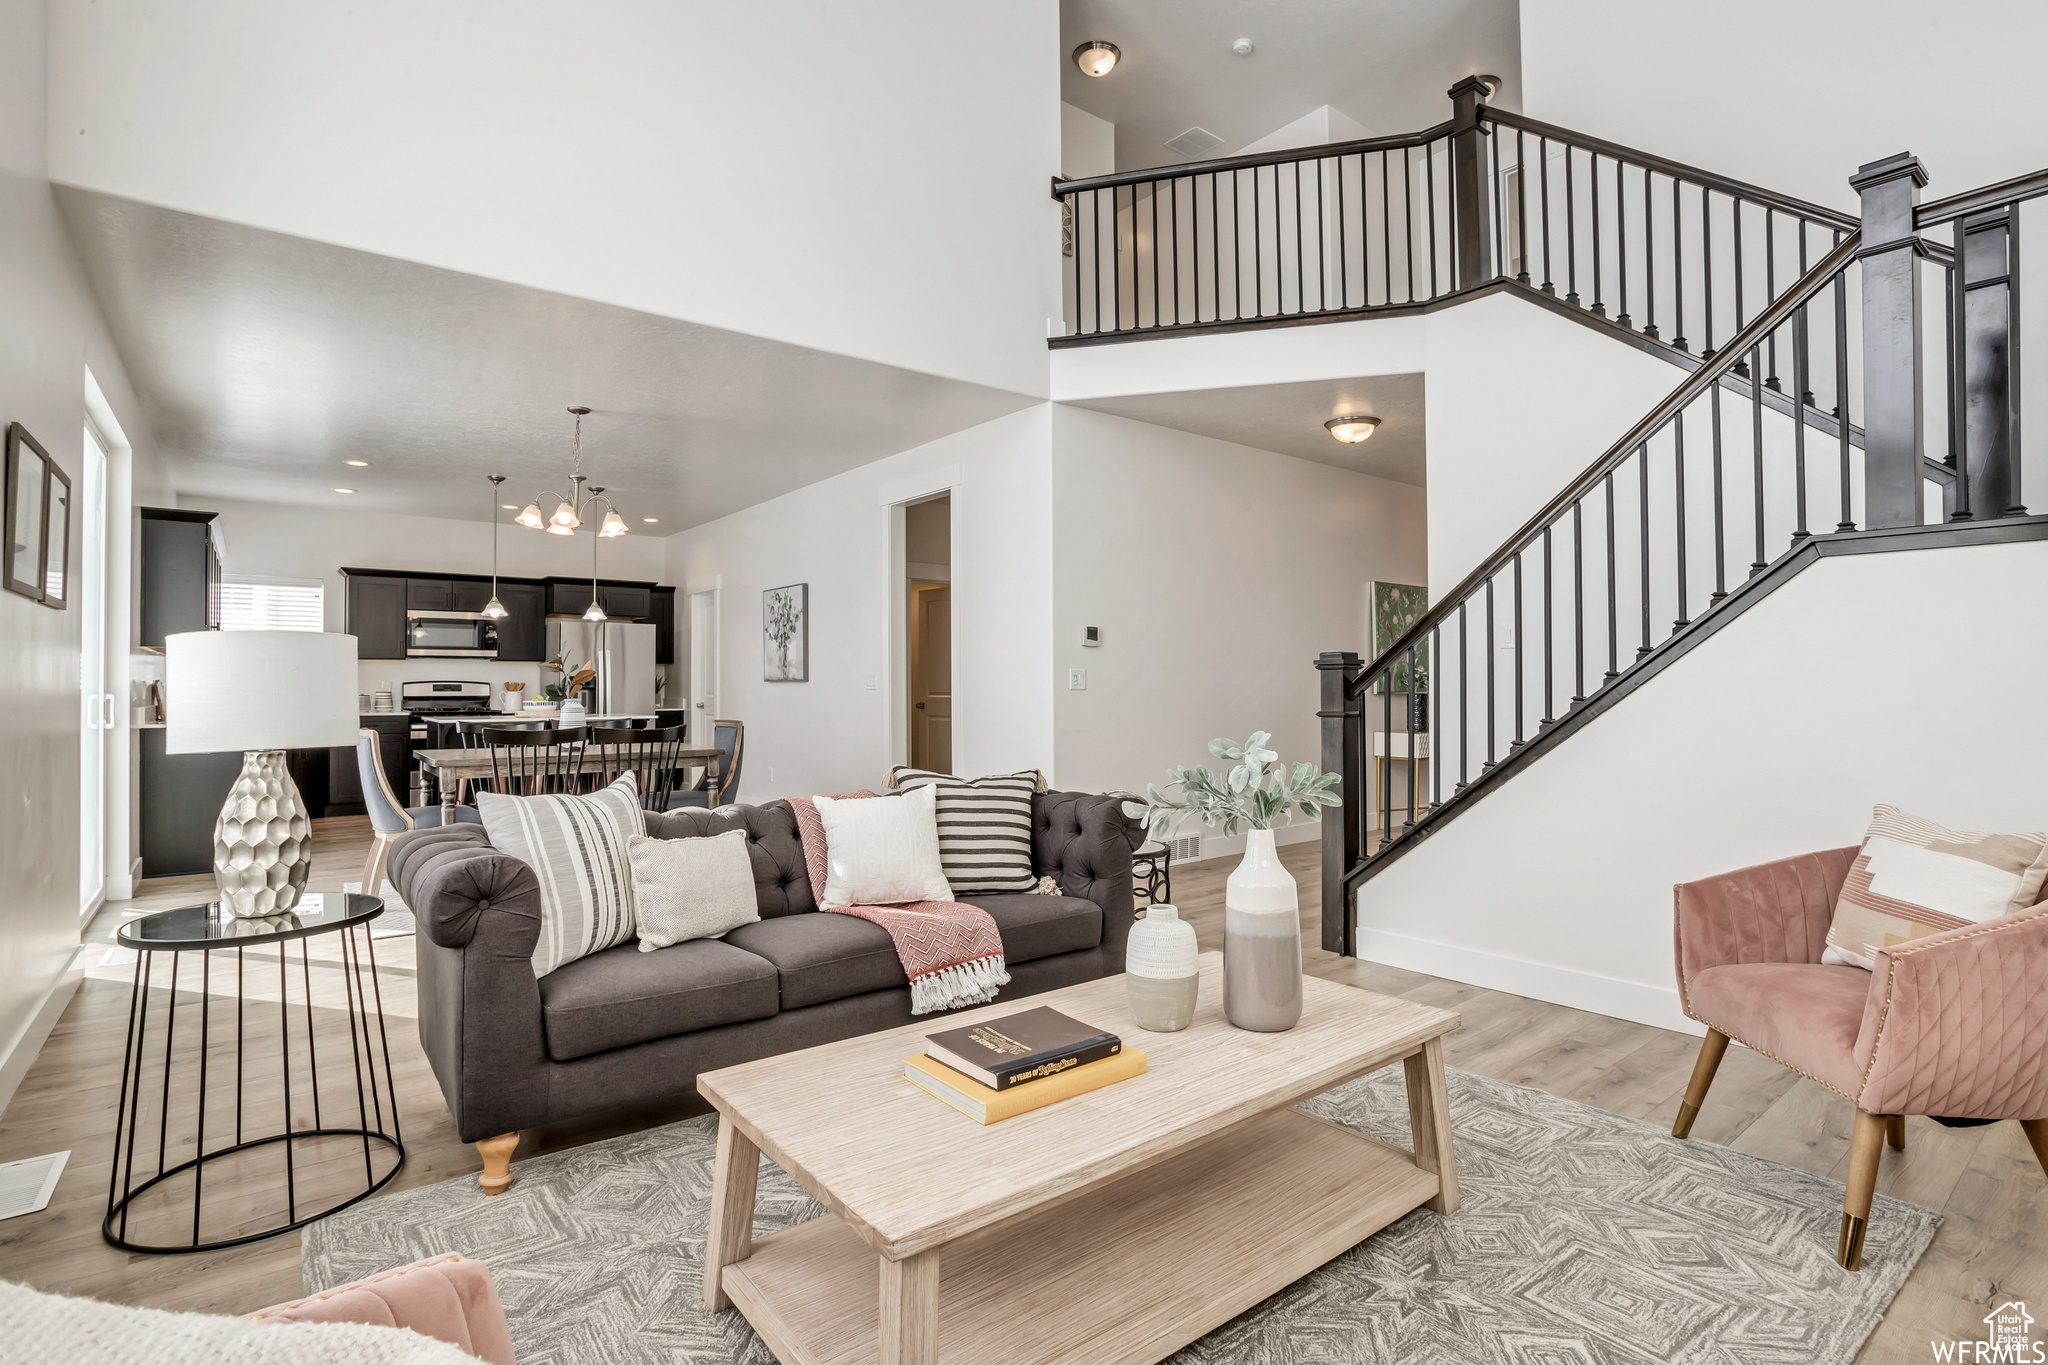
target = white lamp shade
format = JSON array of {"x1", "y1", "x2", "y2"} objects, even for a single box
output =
[{"x1": 165, "y1": 630, "x2": 363, "y2": 754}]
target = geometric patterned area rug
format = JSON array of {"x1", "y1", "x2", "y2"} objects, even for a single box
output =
[{"x1": 304, "y1": 1067, "x2": 1936, "y2": 1365}]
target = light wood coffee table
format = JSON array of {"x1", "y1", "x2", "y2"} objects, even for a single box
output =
[{"x1": 698, "y1": 954, "x2": 1461, "y2": 1365}]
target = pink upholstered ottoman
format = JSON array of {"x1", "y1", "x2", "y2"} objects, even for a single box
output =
[{"x1": 247, "y1": 1253, "x2": 515, "y2": 1365}]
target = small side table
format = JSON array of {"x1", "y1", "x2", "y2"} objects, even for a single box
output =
[
  {"x1": 1132, "y1": 840, "x2": 1172, "y2": 906},
  {"x1": 105, "y1": 893, "x2": 405, "y2": 1253}
]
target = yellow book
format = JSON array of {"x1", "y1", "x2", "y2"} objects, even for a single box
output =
[{"x1": 903, "y1": 1047, "x2": 1147, "y2": 1124}]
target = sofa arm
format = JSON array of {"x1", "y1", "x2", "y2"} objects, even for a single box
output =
[
  {"x1": 1674, "y1": 846, "x2": 1858, "y2": 1014},
  {"x1": 247, "y1": 1254, "x2": 514, "y2": 1365},
  {"x1": 390, "y1": 826, "x2": 542, "y2": 955},
  {"x1": 1034, "y1": 790, "x2": 1140, "y2": 968},
  {"x1": 1851, "y1": 901, "x2": 2048, "y2": 1120}
]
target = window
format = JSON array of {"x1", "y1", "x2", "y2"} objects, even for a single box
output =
[{"x1": 220, "y1": 574, "x2": 325, "y2": 632}]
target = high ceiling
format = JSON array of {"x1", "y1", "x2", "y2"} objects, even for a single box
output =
[
  {"x1": 57, "y1": 189, "x2": 1036, "y2": 529},
  {"x1": 1066, "y1": 373, "x2": 1425, "y2": 485},
  {"x1": 1060, "y1": 0, "x2": 1522, "y2": 171}
]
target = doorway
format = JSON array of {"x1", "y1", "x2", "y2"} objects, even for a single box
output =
[
  {"x1": 905, "y1": 495, "x2": 952, "y2": 773},
  {"x1": 688, "y1": 588, "x2": 719, "y2": 747},
  {"x1": 79, "y1": 422, "x2": 109, "y2": 916}
]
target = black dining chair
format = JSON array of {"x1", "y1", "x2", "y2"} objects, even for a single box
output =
[
  {"x1": 482, "y1": 725, "x2": 588, "y2": 797},
  {"x1": 668, "y1": 719, "x2": 743, "y2": 809},
  {"x1": 588, "y1": 725, "x2": 690, "y2": 809}
]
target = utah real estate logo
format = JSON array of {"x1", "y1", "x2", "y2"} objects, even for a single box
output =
[{"x1": 1933, "y1": 1301, "x2": 2039, "y2": 1362}]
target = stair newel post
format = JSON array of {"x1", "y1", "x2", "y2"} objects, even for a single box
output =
[
  {"x1": 1316, "y1": 651, "x2": 1364, "y2": 957},
  {"x1": 1449, "y1": 77, "x2": 1497, "y2": 292},
  {"x1": 1851, "y1": 152, "x2": 1930, "y2": 528}
]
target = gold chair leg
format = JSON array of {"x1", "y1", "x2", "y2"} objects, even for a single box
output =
[
  {"x1": 1887, "y1": 1114, "x2": 1906, "y2": 1152},
  {"x1": 1839, "y1": 1110, "x2": 1887, "y2": 1271},
  {"x1": 1673, "y1": 1029, "x2": 1730, "y2": 1139},
  {"x1": 2022, "y1": 1118, "x2": 2048, "y2": 1180},
  {"x1": 476, "y1": 1132, "x2": 520, "y2": 1196}
]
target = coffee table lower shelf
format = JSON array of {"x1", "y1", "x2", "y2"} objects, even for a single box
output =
[{"x1": 721, "y1": 1106, "x2": 1439, "y2": 1365}]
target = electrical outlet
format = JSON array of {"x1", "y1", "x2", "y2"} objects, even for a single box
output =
[{"x1": 1068, "y1": 668, "x2": 1087, "y2": 690}]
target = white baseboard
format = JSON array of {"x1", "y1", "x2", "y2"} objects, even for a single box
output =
[
  {"x1": 1179, "y1": 820, "x2": 1321, "y2": 863},
  {"x1": 107, "y1": 858, "x2": 141, "y2": 903},
  {"x1": 1353, "y1": 923, "x2": 1700, "y2": 1035},
  {"x1": 0, "y1": 952, "x2": 85, "y2": 1122}
]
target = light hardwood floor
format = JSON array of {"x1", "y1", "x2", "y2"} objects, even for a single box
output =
[{"x1": 0, "y1": 821, "x2": 2039, "y2": 1362}]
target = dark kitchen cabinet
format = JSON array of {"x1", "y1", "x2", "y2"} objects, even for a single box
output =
[
  {"x1": 450, "y1": 579, "x2": 495, "y2": 613},
  {"x1": 346, "y1": 574, "x2": 409, "y2": 659},
  {"x1": 547, "y1": 579, "x2": 594, "y2": 618},
  {"x1": 328, "y1": 714, "x2": 412, "y2": 815},
  {"x1": 652, "y1": 586, "x2": 677, "y2": 665},
  {"x1": 139, "y1": 728, "x2": 243, "y2": 876},
  {"x1": 543, "y1": 577, "x2": 658, "y2": 619},
  {"x1": 407, "y1": 578, "x2": 453, "y2": 611},
  {"x1": 139, "y1": 507, "x2": 221, "y2": 646},
  {"x1": 600, "y1": 584, "x2": 651, "y2": 619},
  {"x1": 494, "y1": 581, "x2": 547, "y2": 660}
]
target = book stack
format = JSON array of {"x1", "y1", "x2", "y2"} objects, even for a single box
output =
[{"x1": 903, "y1": 1005, "x2": 1146, "y2": 1124}]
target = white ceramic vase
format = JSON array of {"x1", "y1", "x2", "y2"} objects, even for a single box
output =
[
  {"x1": 212, "y1": 750, "x2": 313, "y2": 919},
  {"x1": 1223, "y1": 829, "x2": 1303, "y2": 1031},
  {"x1": 1125, "y1": 904, "x2": 1200, "y2": 1031},
  {"x1": 558, "y1": 698, "x2": 588, "y2": 728}
]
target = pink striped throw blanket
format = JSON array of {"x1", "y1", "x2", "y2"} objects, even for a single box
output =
[{"x1": 788, "y1": 793, "x2": 1010, "y2": 1014}]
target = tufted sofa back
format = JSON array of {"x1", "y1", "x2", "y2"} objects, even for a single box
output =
[{"x1": 647, "y1": 799, "x2": 816, "y2": 917}]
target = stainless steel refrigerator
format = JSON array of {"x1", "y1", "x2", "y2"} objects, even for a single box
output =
[{"x1": 546, "y1": 619, "x2": 659, "y2": 716}]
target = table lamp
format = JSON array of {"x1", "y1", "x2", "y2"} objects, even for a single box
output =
[{"x1": 166, "y1": 629, "x2": 361, "y2": 917}]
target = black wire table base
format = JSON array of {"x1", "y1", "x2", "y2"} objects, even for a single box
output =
[{"x1": 105, "y1": 896, "x2": 405, "y2": 1254}]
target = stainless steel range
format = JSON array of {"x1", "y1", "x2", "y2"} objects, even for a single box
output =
[{"x1": 400, "y1": 680, "x2": 500, "y2": 742}]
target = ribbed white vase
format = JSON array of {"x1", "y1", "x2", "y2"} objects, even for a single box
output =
[
  {"x1": 1223, "y1": 828, "x2": 1303, "y2": 1031},
  {"x1": 1125, "y1": 904, "x2": 1200, "y2": 1032}
]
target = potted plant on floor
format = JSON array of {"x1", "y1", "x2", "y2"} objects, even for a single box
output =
[{"x1": 1124, "y1": 734, "x2": 1342, "y2": 1032}]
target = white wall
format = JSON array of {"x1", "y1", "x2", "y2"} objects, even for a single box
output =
[
  {"x1": 1358, "y1": 538, "x2": 2048, "y2": 1031},
  {"x1": 48, "y1": 1, "x2": 1062, "y2": 399},
  {"x1": 0, "y1": 0, "x2": 161, "y2": 1113},
  {"x1": 1048, "y1": 406, "x2": 1427, "y2": 857},
  {"x1": 1521, "y1": 0, "x2": 2048, "y2": 212},
  {"x1": 190, "y1": 495, "x2": 669, "y2": 697},
  {"x1": 1061, "y1": 102, "x2": 1115, "y2": 180},
  {"x1": 1238, "y1": 106, "x2": 1374, "y2": 157},
  {"x1": 668, "y1": 407, "x2": 1054, "y2": 802}
]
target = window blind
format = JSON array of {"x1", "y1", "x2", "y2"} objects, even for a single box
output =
[{"x1": 219, "y1": 575, "x2": 325, "y2": 632}]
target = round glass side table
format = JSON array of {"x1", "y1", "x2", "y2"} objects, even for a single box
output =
[{"x1": 104, "y1": 892, "x2": 405, "y2": 1253}]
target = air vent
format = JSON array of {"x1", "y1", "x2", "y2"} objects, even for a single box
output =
[
  {"x1": 1170, "y1": 833, "x2": 1203, "y2": 862},
  {"x1": 1164, "y1": 127, "x2": 1225, "y2": 158},
  {"x1": 0, "y1": 1151, "x2": 67, "y2": 1221}
]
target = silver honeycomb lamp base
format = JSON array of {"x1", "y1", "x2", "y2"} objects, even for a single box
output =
[{"x1": 212, "y1": 749, "x2": 314, "y2": 918}]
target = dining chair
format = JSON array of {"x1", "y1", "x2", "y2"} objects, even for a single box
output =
[
  {"x1": 668, "y1": 719, "x2": 742, "y2": 809},
  {"x1": 588, "y1": 725, "x2": 689, "y2": 809},
  {"x1": 358, "y1": 730, "x2": 480, "y2": 896},
  {"x1": 481, "y1": 725, "x2": 587, "y2": 798}
]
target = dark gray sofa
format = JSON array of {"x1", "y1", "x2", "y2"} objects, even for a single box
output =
[{"x1": 389, "y1": 790, "x2": 1136, "y2": 1191}]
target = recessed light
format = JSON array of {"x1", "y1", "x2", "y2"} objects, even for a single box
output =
[
  {"x1": 1073, "y1": 40, "x2": 1119, "y2": 77},
  {"x1": 643, "y1": 517, "x2": 659, "y2": 523},
  {"x1": 333, "y1": 487, "x2": 356, "y2": 493},
  {"x1": 1325, "y1": 414, "x2": 1381, "y2": 444},
  {"x1": 345, "y1": 459, "x2": 369, "y2": 467},
  {"x1": 502, "y1": 503, "x2": 519, "y2": 510}
]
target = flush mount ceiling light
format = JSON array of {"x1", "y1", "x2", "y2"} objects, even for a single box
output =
[
  {"x1": 514, "y1": 405, "x2": 633, "y2": 542},
  {"x1": 481, "y1": 474, "x2": 509, "y2": 619},
  {"x1": 1073, "y1": 40, "x2": 1119, "y2": 77},
  {"x1": 1325, "y1": 414, "x2": 1382, "y2": 444}
]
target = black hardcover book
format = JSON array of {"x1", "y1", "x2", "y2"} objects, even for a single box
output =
[{"x1": 924, "y1": 1005, "x2": 1123, "y2": 1092}]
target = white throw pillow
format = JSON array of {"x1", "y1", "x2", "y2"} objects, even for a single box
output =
[
  {"x1": 816, "y1": 784, "x2": 953, "y2": 907},
  {"x1": 477, "y1": 772, "x2": 646, "y2": 977},
  {"x1": 629, "y1": 829, "x2": 761, "y2": 951}
]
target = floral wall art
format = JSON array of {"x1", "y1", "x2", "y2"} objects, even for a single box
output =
[{"x1": 763, "y1": 583, "x2": 808, "y2": 681}]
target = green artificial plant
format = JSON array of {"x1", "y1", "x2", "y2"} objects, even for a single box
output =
[{"x1": 1122, "y1": 732, "x2": 1343, "y2": 841}]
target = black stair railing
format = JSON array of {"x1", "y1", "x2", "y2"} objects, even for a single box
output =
[{"x1": 1317, "y1": 154, "x2": 2048, "y2": 957}]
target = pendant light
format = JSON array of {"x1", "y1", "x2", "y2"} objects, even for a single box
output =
[
  {"x1": 481, "y1": 474, "x2": 510, "y2": 618},
  {"x1": 582, "y1": 486, "x2": 609, "y2": 622}
]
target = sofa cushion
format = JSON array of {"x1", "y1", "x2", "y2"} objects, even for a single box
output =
[
  {"x1": 963, "y1": 894, "x2": 1103, "y2": 964},
  {"x1": 1686, "y1": 962, "x2": 1872, "y2": 1097},
  {"x1": 725, "y1": 895, "x2": 1105, "y2": 1012},
  {"x1": 537, "y1": 938, "x2": 778, "y2": 1062},
  {"x1": 646, "y1": 800, "x2": 816, "y2": 918}
]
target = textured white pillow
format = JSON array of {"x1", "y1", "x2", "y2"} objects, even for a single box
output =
[
  {"x1": 629, "y1": 830, "x2": 761, "y2": 951},
  {"x1": 816, "y1": 785, "x2": 953, "y2": 907}
]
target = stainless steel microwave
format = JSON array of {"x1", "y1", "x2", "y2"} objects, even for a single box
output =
[{"x1": 405, "y1": 611, "x2": 500, "y2": 658}]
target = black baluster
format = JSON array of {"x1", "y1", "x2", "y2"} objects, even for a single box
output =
[
  {"x1": 1384, "y1": 149, "x2": 1395, "y2": 305},
  {"x1": 1951, "y1": 225, "x2": 1972, "y2": 520},
  {"x1": 1732, "y1": 196, "x2": 1748, "y2": 375},
  {"x1": 1710, "y1": 382, "x2": 1728, "y2": 602},
  {"x1": 1335, "y1": 156, "x2": 1347, "y2": 309},
  {"x1": 1490, "y1": 124, "x2": 1505, "y2": 283},
  {"x1": 1457, "y1": 602, "x2": 1470, "y2": 792},
  {"x1": 1590, "y1": 151, "x2": 1605, "y2": 315},
  {"x1": 1539, "y1": 136, "x2": 1553, "y2": 295},
  {"x1": 1604, "y1": 471, "x2": 1620, "y2": 681},
  {"x1": 1404, "y1": 644, "x2": 1417, "y2": 829},
  {"x1": 1673, "y1": 412, "x2": 1690, "y2": 632},
  {"x1": 1511, "y1": 552, "x2": 1525, "y2": 747},
  {"x1": 1571, "y1": 500, "x2": 1586, "y2": 704},
  {"x1": 1792, "y1": 286, "x2": 1810, "y2": 539},
  {"x1": 1616, "y1": 157, "x2": 1631, "y2": 327},
  {"x1": 1672, "y1": 177, "x2": 1687, "y2": 351},
  {"x1": 1427, "y1": 137, "x2": 1439, "y2": 298},
  {"x1": 1701, "y1": 185, "x2": 1714, "y2": 358},
  {"x1": 1149, "y1": 178, "x2": 1161, "y2": 329},
  {"x1": 1564, "y1": 146, "x2": 1579, "y2": 305},
  {"x1": 2006, "y1": 204, "x2": 2027, "y2": 517},
  {"x1": 1750, "y1": 341, "x2": 1768, "y2": 572},
  {"x1": 1836, "y1": 266, "x2": 1856, "y2": 531},
  {"x1": 1253, "y1": 167, "x2": 1264, "y2": 318},
  {"x1": 1541, "y1": 525, "x2": 1555, "y2": 724},
  {"x1": 1170, "y1": 176, "x2": 1181, "y2": 325},
  {"x1": 1484, "y1": 578, "x2": 1497, "y2": 769},
  {"x1": 1209, "y1": 173, "x2": 1221, "y2": 323},
  {"x1": 1643, "y1": 166, "x2": 1659, "y2": 339},
  {"x1": 1381, "y1": 668, "x2": 1392, "y2": 848},
  {"x1": 1765, "y1": 210, "x2": 1781, "y2": 388},
  {"x1": 1637, "y1": 443, "x2": 1653, "y2": 658},
  {"x1": 1293, "y1": 158, "x2": 1305, "y2": 314},
  {"x1": 1430, "y1": 625, "x2": 1443, "y2": 810},
  {"x1": 1515, "y1": 130, "x2": 1530, "y2": 284}
]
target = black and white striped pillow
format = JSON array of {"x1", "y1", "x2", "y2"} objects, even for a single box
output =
[{"x1": 886, "y1": 767, "x2": 1042, "y2": 894}]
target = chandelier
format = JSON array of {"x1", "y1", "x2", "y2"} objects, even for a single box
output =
[{"x1": 514, "y1": 406, "x2": 629, "y2": 540}]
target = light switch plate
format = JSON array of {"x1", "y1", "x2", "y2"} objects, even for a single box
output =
[
  {"x1": 1068, "y1": 668, "x2": 1087, "y2": 690},
  {"x1": 863, "y1": 673, "x2": 877, "y2": 690}
]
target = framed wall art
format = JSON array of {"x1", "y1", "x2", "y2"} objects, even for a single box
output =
[
  {"x1": 5, "y1": 423, "x2": 68, "y2": 609},
  {"x1": 763, "y1": 582, "x2": 808, "y2": 681}
]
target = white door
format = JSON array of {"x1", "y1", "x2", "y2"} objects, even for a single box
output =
[
  {"x1": 79, "y1": 424, "x2": 109, "y2": 917},
  {"x1": 688, "y1": 589, "x2": 719, "y2": 745}
]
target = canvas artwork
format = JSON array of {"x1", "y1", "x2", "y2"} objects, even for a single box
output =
[
  {"x1": 763, "y1": 583, "x2": 808, "y2": 681},
  {"x1": 1371, "y1": 581, "x2": 1429, "y2": 693}
]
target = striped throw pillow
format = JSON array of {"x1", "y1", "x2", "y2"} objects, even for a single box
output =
[
  {"x1": 477, "y1": 772, "x2": 647, "y2": 977},
  {"x1": 1821, "y1": 804, "x2": 2048, "y2": 970},
  {"x1": 887, "y1": 767, "x2": 1042, "y2": 894}
]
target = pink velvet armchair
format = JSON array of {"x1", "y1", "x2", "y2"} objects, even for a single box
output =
[
  {"x1": 248, "y1": 1253, "x2": 515, "y2": 1363},
  {"x1": 1672, "y1": 846, "x2": 2048, "y2": 1271}
]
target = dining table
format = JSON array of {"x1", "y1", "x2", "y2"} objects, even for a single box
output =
[{"x1": 414, "y1": 743, "x2": 724, "y2": 822}]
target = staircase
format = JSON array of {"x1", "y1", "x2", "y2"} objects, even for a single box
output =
[{"x1": 1053, "y1": 86, "x2": 2048, "y2": 962}]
